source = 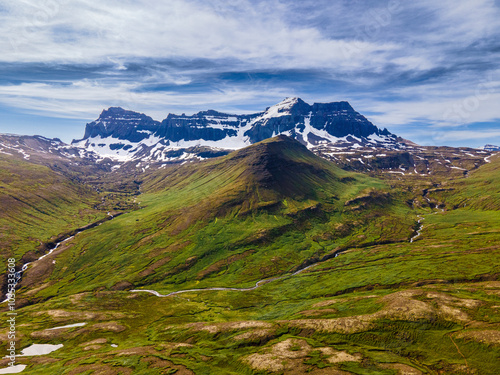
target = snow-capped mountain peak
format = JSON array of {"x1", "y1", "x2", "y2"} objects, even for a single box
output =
[
  {"x1": 72, "y1": 98, "x2": 405, "y2": 163},
  {"x1": 261, "y1": 97, "x2": 301, "y2": 117}
]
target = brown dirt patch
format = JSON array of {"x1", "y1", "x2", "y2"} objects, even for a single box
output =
[
  {"x1": 86, "y1": 322, "x2": 126, "y2": 333},
  {"x1": 245, "y1": 352, "x2": 284, "y2": 372},
  {"x1": 140, "y1": 356, "x2": 195, "y2": 374},
  {"x1": 67, "y1": 364, "x2": 133, "y2": 375},
  {"x1": 79, "y1": 338, "x2": 108, "y2": 350},
  {"x1": 438, "y1": 304, "x2": 469, "y2": 322},
  {"x1": 312, "y1": 299, "x2": 343, "y2": 308},
  {"x1": 233, "y1": 329, "x2": 274, "y2": 341},
  {"x1": 31, "y1": 327, "x2": 73, "y2": 340},
  {"x1": 456, "y1": 330, "x2": 500, "y2": 345},
  {"x1": 82, "y1": 344, "x2": 103, "y2": 351},
  {"x1": 187, "y1": 320, "x2": 273, "y2": 334},
  {"x1": 111, "y1": 280, "x2": 134, "y2": 291},
  {"x1": 319, "y1": 348, "x2": 362, "y2": 363},
  {"x1": 79, "y1": 338, "x2": 108, "y2": 346},
  {"x1": 485, "y1": 290, "x2": 500, "y2": 296},
  {"x1": 33, "y1": 309, "x2": 125, "y2": 321},
  {"x1": 475, "y1": 281, "x2": 500, "y2": 289},
  {"x1": 272, "y1": 338, "x2": 312, "y2": 358},
  {"x1": 111, "y1": 346, "x2": 159, "y2": 357},
  {"x1": 377, "y1": 290, "x2": 434, "y2": 321},
  {"x1": 162, "y1": 342, "x2": 193, "y2": 350},
  {"x1": 300, "y1": 309, "x2": 337, "y2": 317},
  {"x1": 426, "y1": 291, "x2": 482, "y2": 309},
  {"x1": 380, "y1": 363, "x2": 423, "y2": 375},
  {"x1": 244, "y1": 339, "x2": 358, "y2": 374},
  {"x1": 245, "y1": 338, "x2": 311, "y2": 372}
]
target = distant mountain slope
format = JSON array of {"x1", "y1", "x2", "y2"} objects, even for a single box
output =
[
  {"x1": 72, "y1": 97, "x2": 402, "y2": 162},
  {"x1": 484, "y1": 144, "x2": 500, "y2": 151},
  {"x1": 428, "y1": 153, "x2": 500, "y2": 210}
]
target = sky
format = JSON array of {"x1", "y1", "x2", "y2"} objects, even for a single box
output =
[{"x1": 0, "y1": 0, "x2": 499, "y2": 147}]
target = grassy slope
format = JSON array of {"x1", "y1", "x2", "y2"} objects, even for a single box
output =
[
  {"x1": 19, "y1": 136, "x2": 416, "y2": 299},
  {"x1": 0, "y1": 155, "x2": 105, "y2": 262},
  {"x1": 428, "y1": 153, "x2": 500, "y2": 210},
  {"x1": 1, "y1": 144, "x2": 499, "y2": 374}
]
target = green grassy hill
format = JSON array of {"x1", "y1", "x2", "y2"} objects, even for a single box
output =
[
  {"x1": 15, "y1": 136, "x2": 415, "y2": 300},
  {"x1": 0, "y1": 157, "x2": 99, "y2": 247},
  {"x1": 0, "y1": 154, "x2": 107, "y2": 290}
]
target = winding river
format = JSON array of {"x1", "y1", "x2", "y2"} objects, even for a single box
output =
[{"x1": 130, "y1": 252, "x2": 343, "y2": 297}]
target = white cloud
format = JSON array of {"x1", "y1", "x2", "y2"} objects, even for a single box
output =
[
  {"x1": 363, "y1": 93, "x2": 500, "y2": 130},
  {"x1": 0, "y1": 80, "x2": 291, "y2": 121},
  {"x1": 0, "y1": 0, "x2": 393, "y2": 69},
  {"x1": 431, "y1": 129, "x2": 500, "y2": 142}
]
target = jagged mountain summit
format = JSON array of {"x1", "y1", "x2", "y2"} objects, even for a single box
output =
[
  {"x1": 71, "y1": 98, "x2": 403, "y2": 162},
  {"x1": 484, "y1": 144, "x2": 500, "y2": 151}
]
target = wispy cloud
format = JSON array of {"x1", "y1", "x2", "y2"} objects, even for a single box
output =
[{"x1": 432, "y1": 129, "x2": 500, "y2": 142}]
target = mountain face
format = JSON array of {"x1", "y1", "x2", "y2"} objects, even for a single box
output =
[
  {"x1": 484, "y1": 144, "x2": 500, "y2": 151},
  {"x1": 72, "y1": 98, "x2": 401, "y2": 162},
  {"x1": 82, "y1": 107, "x2": 160, "y2": 142}
]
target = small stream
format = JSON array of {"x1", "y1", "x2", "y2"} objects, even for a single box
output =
[
  {"x1": 2, "y1": 213, "x2": 119, "y2": 303},
  {"x1": 410, "y1": 215, "x2": 424, "y2": 243},
  {"x1": 130, "y1": 251, "x2": 342, "y2": 298}
]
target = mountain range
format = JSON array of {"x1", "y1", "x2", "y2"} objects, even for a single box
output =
[
  {"x1": 71, "y1": 97, "x2": 403, "y2": 163},
  {"x1": 1, "y1": 97, "x2": 494, "y2": 180}
]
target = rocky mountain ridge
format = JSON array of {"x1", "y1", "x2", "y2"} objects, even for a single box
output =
[
  {"x1": 2, "y1": 97, "x2": 497, "y2": 176},
  {"x1": 71, "y1": 97, "x2": 403, "y2": 162}
]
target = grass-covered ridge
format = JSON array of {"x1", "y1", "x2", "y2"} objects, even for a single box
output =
[
  {"x1": 0, "y1": 154, "x2": 107, "y2": 296},
  {"x1": 17, "y1": 136, "x2": 415, "y2": 299},
  {"x1": 428, "y1": 153, "x2": 500, "y2": 210}
]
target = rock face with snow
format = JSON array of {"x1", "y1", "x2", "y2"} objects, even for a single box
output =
[
  {"x1": 82, "y1": 107, "x2": 159, "y2": 143},
  {"x1": 72, "y1": 98, "x2": 403, "y2": 162},
  {"x1": 244, "y1": 98, "x2": 389, "y2": 144},
  {"x1": 484, "y1": 144, "x2": 500, "y2": 151}
]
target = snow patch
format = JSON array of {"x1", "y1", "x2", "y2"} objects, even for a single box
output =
[
  {"x1": 46, "y1": 323, "x2": 86, "y2": 331},
  {"x1": 19, "y1": 344, "x2": 63, "y2": 356},
  {"x1": 0, "y1": 365, "x2": 27, "y2": 374}
]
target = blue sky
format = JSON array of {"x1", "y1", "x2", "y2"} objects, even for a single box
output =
[{"x1": 0, "y1": 0, "x2": 499, "y2": 147}]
